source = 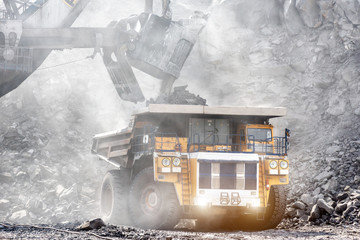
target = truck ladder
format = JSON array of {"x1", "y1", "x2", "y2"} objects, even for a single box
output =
[{"x1": 180, "y1": 155, "x2": 191, "y2": 208}]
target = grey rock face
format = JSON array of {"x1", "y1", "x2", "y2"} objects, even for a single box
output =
[
  {"x1": 336, "y1": 0, "x2": 360, "y2": 25},
  {"x1": 295, "y1": 0, "x2": 322, "y2": 28},
  {"x1": 284, "y1": 0, "x2": 305, "y2": 34}
]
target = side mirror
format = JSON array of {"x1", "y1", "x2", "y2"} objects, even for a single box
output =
[{"x1": 285, "y1": 128, "x2": 290, "y2": 137}]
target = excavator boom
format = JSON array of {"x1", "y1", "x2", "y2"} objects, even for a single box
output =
[{"x1": 0, "y1": 0, "x2": 206, "y2": 103}]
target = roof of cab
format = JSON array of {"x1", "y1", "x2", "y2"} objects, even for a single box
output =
[{"x1": 135, "y1": 104, "x2": 287, "y2": 118}]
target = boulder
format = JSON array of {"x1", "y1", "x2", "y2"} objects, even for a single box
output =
[
  {"x1": 327, "y1": 97, "x2": 347, "y2": 116},
  {"x1": 75, "y1": 218, "x2": 106, "y2": 231},
  {"x1": 314, "y1": 171, "x2": 333, "y2": 181},
  {"x1": 326, "y1": 145, "x2": 341, "y2": 155},
  {"x1": 292, "y1": 201, "x2": 306, "y2": 210},
  {"x1": 351, "y1": 193, "x2": 360, "y2": 200},
  {"x1": 9, "y1": 210, "x2": 29, "y2": 223},
  {"x1": 312, "y1": 187, "x2": 321, "y2": 196},
  {"x1": 343, "y1": 206, "x2": 355, "y2": 217},
  {"x1": 317, "y1": 199, "x2": 334, "y2": 214},
  {"x1": 55, "y1": 185, "x2": 66, "y2": 197},
  {"x1": 300, "y1": 193, "x2": 313, "y2": 206},
  {"x1": 296, "y1": 209, "x2": 305, "y2": 218},
  {"x1": 0, "y1": 172, "x2": 12, "y2": 183},
  {"x1": 337, "y1": 192, "x2": 349, "y2": 201},
  {"x1": 283, "y1": 0, "x2": 304, "y2": 35},
  {"x1": 308, "y1": 204, "x2": 321, "y2": 221},
  {"x1": 59, "y1": 184, "x2": 77, "y2": 200},
  {"x1": 0, "y1": 199, "x2": 10, "y2": 209},
  {"x1": 322, "y1": 178, "x2": 338, "y2": 192}
]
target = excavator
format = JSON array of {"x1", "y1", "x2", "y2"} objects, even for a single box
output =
[{"x1": 0, "y1": 0, "x2": 206, "y2": 103}]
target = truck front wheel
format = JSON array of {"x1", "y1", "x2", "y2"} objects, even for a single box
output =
[
  {"x1": 229, "y1": 185, "x2": 287, "y2": 231},
  {"x1": 261, "y1": 185, "x2": 287, "y2": 230},
  {"x1": 128, "y1": 167, "x2": 181, "y2": 229},
  {"x1": 100, "y1": 169, "x2": 131, "y2": 225}
]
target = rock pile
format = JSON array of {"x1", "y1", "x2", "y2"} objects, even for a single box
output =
[
  {"x1": 285, "y1": 135, "x2": 360, "y2": 226},
  {"x1": 1, "y1": 0, "x2": 360, "y2": 229},
  {"x1": 149, "y1": 85, "x2": 207, "y2": 106},
  {"x1": 0, "y1": 100, "x2": 106, "y2": 224}
]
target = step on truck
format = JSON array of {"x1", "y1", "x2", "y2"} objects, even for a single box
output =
[{"x1": 91, "y1": 104, "x2": 290, "y2": 230}]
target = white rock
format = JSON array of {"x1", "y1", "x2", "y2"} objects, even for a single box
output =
[
  {"x1": 295, "y1": 0, "x2": 322, "y2": 27},
  {"x1": 249, "y1": 47, "x2": 273, "y2": 64},
  {"x1": 300, "y1": 193, "x2": 314, "y2": 206},
  {"x1": 315, "y1": 171, "x2": 334, "y2": 181},
  {"x1": 322, "y1": 177, "x2": 338, "y2": 191},
  {"x1": 312, "y1": 187, "x2": 321, "y2": 196},
  {"x1": 9, "y1": 210, "x2": 28, "y2": 223},
  {"x1": 59, "y1": 184, "x2": 77, "y2": 200},
  {"x1": 284, "y1": 0, "x2": 305, "y2": 35},
  {"x1": 326, "y1": 145, "x2": 341, "y2": 155},
  {"x1": 55, "y1": 185, "x2": 66, "y2": 197},
  {"x1": 0, "y1": 199, "x2": 10, "y2": 208}
]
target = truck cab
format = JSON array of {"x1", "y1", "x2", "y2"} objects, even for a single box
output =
[{"x1": 92, "y1": 104, "x2": 290, "y2": 230}]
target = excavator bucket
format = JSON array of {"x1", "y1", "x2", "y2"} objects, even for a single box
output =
[{"x1": 127, "y1": 12, "x2": 205, "y2": 82}]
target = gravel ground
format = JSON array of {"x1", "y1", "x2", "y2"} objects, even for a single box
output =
[{"x1": 0, "y1": 223, "x2": 359, "y2": 240}]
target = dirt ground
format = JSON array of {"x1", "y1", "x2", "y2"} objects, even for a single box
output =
[{"x1": 0, "y1": 223, "x2": 359, "y2": 240}]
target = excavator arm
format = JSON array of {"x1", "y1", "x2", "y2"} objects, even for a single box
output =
[{"x1": 0, "y1": 0, "x2": 206, "y2": 103}]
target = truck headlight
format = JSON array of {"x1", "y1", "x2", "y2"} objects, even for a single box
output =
[
  {"x1": 280, "y1": 161, "x2": 288, "y2": 169},
  {"x1": 269, "y1": 160, "x2": 278, "y2": 169},
  {"x1": 162, "y1": 158, "x2": 171, "y2": 167},
  {"x1": 173, "y1": 157, "x2": 181, "y2": 167}
]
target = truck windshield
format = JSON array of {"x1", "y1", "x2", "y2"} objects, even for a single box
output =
[{"x1": 248, "y1": 128, "x2": 272, "y2": 142}]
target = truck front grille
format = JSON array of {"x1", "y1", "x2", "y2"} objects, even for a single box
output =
[{"x1": 198, "y1": 161, "x2": 257, "y2": 190}]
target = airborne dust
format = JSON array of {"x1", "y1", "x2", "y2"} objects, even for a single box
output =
[{"x1": 0, "y1": 0, "x2": 360, "y2": 231}]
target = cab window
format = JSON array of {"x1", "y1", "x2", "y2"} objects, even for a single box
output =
[{"x1": 247, "y1": 128, "x2": 272, "y2": 142}]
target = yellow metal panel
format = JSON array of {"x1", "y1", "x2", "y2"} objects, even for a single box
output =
[
  {"x1": 190, "y1": 157, "x2": 198, "y2": 202},
  {"x1": 155, "y1": 137, "x2": 188, "y2": 152}
]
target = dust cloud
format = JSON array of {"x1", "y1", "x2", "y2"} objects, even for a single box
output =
[{"x1": 1, "y1": 0, "x2": 360, "y2": 225}]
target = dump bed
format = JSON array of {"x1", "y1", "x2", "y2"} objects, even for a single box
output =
[
  {"x1": 91, "y1": 128, "x2": 133, "y2": 168},
  {"x1": 135, "y1": 104, "x2": 287, "y2": 118},
  {"x1": 91, "y1": 104, "x2": 287, "y2": 168}
]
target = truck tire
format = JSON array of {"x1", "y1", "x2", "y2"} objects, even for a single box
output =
[
  {"x1": 100, "y1": 169, "x2": 131, "y2": 225},
  {"x1": 261, "y1": 185, "x2": 287, "y2": 230},
  {"x1": 228, "y1": 185, "x2": 287, "y2": 231},
  {"x1": 128, "y1": 167, "x2": 181, "y2": 229}
]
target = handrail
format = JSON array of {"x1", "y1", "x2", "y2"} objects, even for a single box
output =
[{"x1": 131, "y1": 132, "x2": 288, "y2": 156}]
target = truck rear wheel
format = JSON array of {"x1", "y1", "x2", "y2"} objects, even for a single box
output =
[
  {"x1": 261, "y1": 185, "x2": 287, "y2": 230},
  {"x1": 128, "y1": 167, "x2": 181, "y2": 229},
  {"x1": 100, "y1": 169, "x2": 131, "y2": 225}
]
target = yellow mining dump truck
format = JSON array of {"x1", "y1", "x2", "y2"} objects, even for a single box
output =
[{"x1": 91, "y1": 104, "x2": 290, "y2": 230}]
